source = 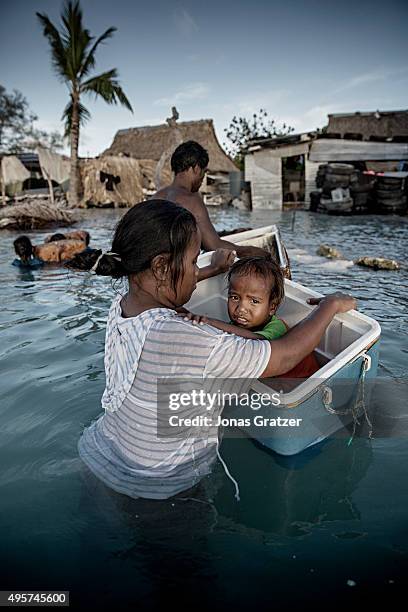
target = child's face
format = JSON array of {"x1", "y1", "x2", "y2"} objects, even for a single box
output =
[{"x1": 228, "y1": 273, "x2": 276, "y2": 330}]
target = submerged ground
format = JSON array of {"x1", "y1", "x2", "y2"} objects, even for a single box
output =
[{"x1": 0, "y1": 209, "x2": 407, "y2": 608}]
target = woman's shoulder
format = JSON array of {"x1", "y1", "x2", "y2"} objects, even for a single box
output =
[{"x1": 148, "y1": 316, "x2": 226, "y2": 348}]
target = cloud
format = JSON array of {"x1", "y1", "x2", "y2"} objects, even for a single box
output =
[
  {"x1": 154, "y1": 82, "x2": 210, "y2": 107},
  {"x1": 219, "y1": 89, "x2": 290, "y2": 117},
  {"x1": 299, "y1": 104, "x2": 340, "y2": 130},
  {"x1": 174, "y1": 7, "x2": 198, "y2": 37},
  {"x1": 332, "y1": 65, "x2": 408, "y2": 95}
]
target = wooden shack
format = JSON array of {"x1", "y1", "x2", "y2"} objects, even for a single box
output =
[
  {"x1": 245, "y1": 110, "x2": 408, "y2": 209},
  {"x1": 244, "y1": 132, "x2": 317, "y2": 209}
]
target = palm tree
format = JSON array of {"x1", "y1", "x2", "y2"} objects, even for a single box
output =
[{"x1": 37, "y1": 0, "x2": 133, "y2": 207}]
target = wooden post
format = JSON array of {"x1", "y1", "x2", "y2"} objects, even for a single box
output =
[
  {"x1": 1, "y1": 159, "x2": 6, "y2": 206},
  {"x1": 44, "y1": 168, "x2": 55, "y2": 205}
]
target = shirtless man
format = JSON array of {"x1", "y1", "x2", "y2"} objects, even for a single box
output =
[
  {"x1": 153, "y1": 140, "x2": 268, "y2": 258},
  {"x1": 13, "y1": 235, "x2": 89, "y2": 266},
  {"x1": 44, "y1": 230, "x2": 90, "y2": 245}
]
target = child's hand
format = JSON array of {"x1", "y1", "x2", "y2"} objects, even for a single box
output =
[
  {"x1": 307, "y1": 292, "x2": 357, "y2": 313},
  {"x1": 177, "y1": 310, "x2": 209, "y2": 325},
  {"x1": 211, "y1": 248, "x2": 237, "y2": 273}
]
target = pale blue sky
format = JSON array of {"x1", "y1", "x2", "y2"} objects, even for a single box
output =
[{"x1": 1, "y1": 0, "x2": 407, "y2": 156}]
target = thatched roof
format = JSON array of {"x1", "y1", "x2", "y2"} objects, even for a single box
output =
[
  {"x1": 103, "y1": 119, "x2": 238, "y2": 174},
  {"x1": 80, "y1": 156, "x2": 144, "y2": 208},
  {"x1": 327, "y1": 110, "x2": 408, "y2": 140}
]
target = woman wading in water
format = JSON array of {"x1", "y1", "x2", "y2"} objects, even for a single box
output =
[{"x1": 68, "y1": 200, "x2": 356, "y2": 500}]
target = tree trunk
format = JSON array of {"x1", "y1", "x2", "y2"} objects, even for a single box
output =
[
  {"x1": 1, "y1": 160, "x2": 6, "y2": 206},
  {"x1": 69, "y1": 91, "x2": 80, "y2": 208}
]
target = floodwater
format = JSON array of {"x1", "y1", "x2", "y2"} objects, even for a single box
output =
[{"x1": 0, "y1": 208, "x2": 407, "y2": 609}]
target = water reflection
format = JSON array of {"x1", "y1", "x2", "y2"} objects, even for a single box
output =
[
  {"x1": 0, "y1": 209, "x2": 407, "y2": 603},
  {"x1": 211, "y1": 436, "x2": 372, "y2": 539}
]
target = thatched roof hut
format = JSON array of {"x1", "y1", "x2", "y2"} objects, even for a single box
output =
[
  {"x1": 103, "y1": 119, "x2": 238, "y2": 174},
  {"x1": 80, "y1": 156, "x2": 144, "y2": 208},
  {"x1": 327, "y1": 110, "x2": 408, "y2": 141}
]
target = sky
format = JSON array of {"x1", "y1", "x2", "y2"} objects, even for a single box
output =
[{"x1": 1, "y1": 0, "x2": 407, "y2": 157}]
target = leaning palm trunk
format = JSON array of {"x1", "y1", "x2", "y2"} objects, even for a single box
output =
[
  {"x1": 69, "y1": 93, "x2": 80, "y2": 208},
  {"x1": 37, "y1": 1, "x2": 133, "y2": 210}
]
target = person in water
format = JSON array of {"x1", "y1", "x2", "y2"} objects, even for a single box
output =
[
  {"x1": 152, "y1": 140, "x2": 267, "y2": 258},
  {"x1": 67, "y1": 199, "x2": 356, "y2": 501},
  {"x1": 13, "y1": 234, "x2": 90, "y2": 266},
  {"x1": 212, "y1": 256, "x2": 319, "y2": 378},
  {"x1": 44, "y1": 230, "x2": 90, "y2": 245}
]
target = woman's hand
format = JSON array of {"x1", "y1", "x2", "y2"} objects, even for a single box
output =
[
  {"x1": 210, "y1": 248, "x2": 236, "y2": 274},
  {"x1": 177, "y1": 309, "x2": 209, "y2": 325},
  {"x1": 197, "y1": 248, "x2": 237, "y2": 282},
  {"x1": 307, "y1": 292, "x2": 357, "y2": 313}
]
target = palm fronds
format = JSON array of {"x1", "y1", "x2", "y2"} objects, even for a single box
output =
[
  {"x1": 36, "y1": 12, "x2": 68, "y2": 81},
  {"x1": 80, "y1": 27, "x2": 117, "y2": 78},
  {"x1": 81, "y1": 70, "x2": 133, "y2": 111}
]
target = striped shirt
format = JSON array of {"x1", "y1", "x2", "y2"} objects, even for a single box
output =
[{"x1": 79, "y1": 295, "x2": 271, "y2": 499}]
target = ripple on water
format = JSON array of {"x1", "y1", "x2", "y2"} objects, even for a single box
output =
[{"x1": 0, "y1": 209, "x2": 407, "y2": 591}]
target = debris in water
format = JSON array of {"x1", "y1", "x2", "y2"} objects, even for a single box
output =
[
  {"x1": 317, "y1": 244, "x2": 343, "y2": 259},
  {"x1": 347, "y1": 580, "x2": 356, "y2": 587},
  {"x1": 354, "y1": 257, "x2": 400, "y2": 271}
]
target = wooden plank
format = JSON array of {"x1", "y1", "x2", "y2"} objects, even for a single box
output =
[{"x1": 309, "y1": 139, "x2": 408, "y2": 162}]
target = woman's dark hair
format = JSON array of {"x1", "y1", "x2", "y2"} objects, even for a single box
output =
[
  {"x1": 171, "y1": 141, "x2": 209, "y2": 174},
  {"x1": 66, "y1": 200, "x2": 198, "y2": 292},
  {"x1": 227, "y1": 256, "x2": 285, "y2": 307},
  {"x1": 14, "y1": 236, "x2": 33, "y2": 262}
]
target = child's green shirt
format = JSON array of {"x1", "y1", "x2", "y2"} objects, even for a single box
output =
[{"x1": 255, "y1": 315, "x2": 287, "y2": 340}]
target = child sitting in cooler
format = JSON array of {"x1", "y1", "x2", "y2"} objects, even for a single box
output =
[
  {"x1": 185, "y1": 256, "x2": 319, "y2": 378},
  {"x1": 226, "y1": 256, "x2": 319, "y2": 377}
]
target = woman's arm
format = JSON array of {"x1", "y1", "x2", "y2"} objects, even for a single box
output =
[
  {"x1": 260, "y1": 294, "x2": 356, "y2": 377},
  {"x1": 180, "y1": 310, "x2": 262, "y2": 338},
  {"x1": 204, "y1": 317, "x2": 261, "y2": 339},
  {"x1": 182, "y1": 294, "x2": 356, "y2": 376}
]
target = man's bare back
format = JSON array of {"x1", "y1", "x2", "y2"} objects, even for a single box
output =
[
  {"x1": 152, "y1": 140, "x2": 268, "y2": 257},
  {"x1": 154, "y1": 185, "x2": 199, "y2": 217},
  {"x1": 153, "y1": 183, "x2": 267, "y2": 257}
]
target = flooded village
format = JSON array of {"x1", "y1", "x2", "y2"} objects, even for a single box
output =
[
  {"x1": 2, "y1": 107, "x2": 407, "y2": 271},
  {"x1": 1, "y1": 0, "x2": 408, "y2": 609},
  {"x1": 1, "y1": 108, "x2": 408, "y2": 213}
]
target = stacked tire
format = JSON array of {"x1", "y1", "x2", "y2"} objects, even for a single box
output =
[
  {"x1": 322, "y1": 163, "x2": 358, "y2": 195},
  {"x1": 316, "y1": 163, "x2": 356, "y2": 213},
  {"x1": 350, "y1": 173, "x2": 376, "y2": 212},
  {"x1": 316, "y1": 165, "x2": 328, "y2": 188},
  {"x1": 375, "y1": 176, "x2": 407, "y2": 214}
]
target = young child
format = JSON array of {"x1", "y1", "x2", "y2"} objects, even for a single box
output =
[
  {"x1": 226, "y1": 256, "x2": 319, "y2": 378},
  {"x1": 185, "y1": 256, "x2": 319, "y2": 379}
]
